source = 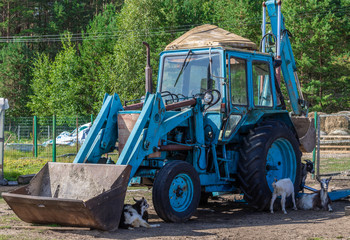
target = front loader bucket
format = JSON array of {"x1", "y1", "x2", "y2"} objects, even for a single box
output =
[
  {"x1": 291, "y1": 116, "x2": 316, "y2": 152},
  {"x1": 2, "y1": 162, "x2": 131, "y2": 231}
]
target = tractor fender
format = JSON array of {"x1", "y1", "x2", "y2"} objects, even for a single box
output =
[{"x1": 241, "y1": 110, "x2": 298, "y2": 140}]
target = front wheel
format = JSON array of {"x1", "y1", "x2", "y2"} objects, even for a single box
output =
[
  {"x1": 237, "y1": 120, "x2": 301, "y2": 210},
  {"x1": 152, "y1": 161, "x2": 200, "y2": 222}
]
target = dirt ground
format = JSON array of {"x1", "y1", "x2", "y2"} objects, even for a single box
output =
[{"x1": 1, "y1": 179, "x2": 350, "y2": 240}]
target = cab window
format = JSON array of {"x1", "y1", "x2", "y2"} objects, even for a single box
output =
[
  {"x1": 252, "y1": 61, "x2": 273, "y2": 107},
  {"x1": 229, "y1": 57, "x2": 247, "y2": 105}
]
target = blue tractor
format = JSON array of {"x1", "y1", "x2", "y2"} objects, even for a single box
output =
[
  {"x1": 72, "y1": 0, "x2": 315, "y2": 222},
  {"x1": 3, "y1": 1, "x2": 320, "y2": 229}
]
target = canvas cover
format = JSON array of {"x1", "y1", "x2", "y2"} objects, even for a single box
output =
[{"x1": 165, "y1": 24, "x2": 257, "y2": 51}]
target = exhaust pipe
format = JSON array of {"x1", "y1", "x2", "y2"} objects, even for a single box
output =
[{"x1": 143, "y1": 42, "x2": 153, "y2": 94}]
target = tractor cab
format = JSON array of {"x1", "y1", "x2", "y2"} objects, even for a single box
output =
[{"x1": 158, "y1": 24, "x2": 284, "y2": 143}]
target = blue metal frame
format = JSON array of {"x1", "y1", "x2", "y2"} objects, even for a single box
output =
[
  {"x1": 266, "y1": 0, "x2": 302, "y2": 115},
  {"x1": 70, "y1": 1, "x2": 349, "y2": 214},
  {"x1": 74, "y1": 93, "x2": 123, "y2": 164}
]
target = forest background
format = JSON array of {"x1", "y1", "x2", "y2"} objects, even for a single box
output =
[{"x1": 0, "y1": 0, "x2": 349, "y2": 118}]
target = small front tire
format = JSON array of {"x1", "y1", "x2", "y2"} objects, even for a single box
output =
[{"x1": 152, "y1": 160, "x2": 200, "y2": 222}]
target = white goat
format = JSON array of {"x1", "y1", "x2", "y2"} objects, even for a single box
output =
[
  {"x1": 270, "y1": 178, "x2": 297, "y2": 214},
  {"x1": 297, "y1": 177, "x2": 333, "y2": 212}
]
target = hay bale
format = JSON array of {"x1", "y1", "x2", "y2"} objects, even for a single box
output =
[
  {"x1": 329, "y1": 129, "x2": 350, "y2": 135},
  {"x1": 325, "y1": 116, "x2": 349, "y2": 133},
  {"x1": 309, "y1": 112, "x2": 326, "y2": 132}
]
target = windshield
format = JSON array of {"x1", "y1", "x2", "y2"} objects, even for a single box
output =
[{"x1": 160, "y1": 52, "x2": 222, "y2": 104}]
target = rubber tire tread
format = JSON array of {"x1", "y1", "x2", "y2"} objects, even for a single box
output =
[
  {"x1": 152, "y1": 160, "x2": 200, "y2": 222},
  {"x1": 237, "y1": 120, "x2": 301, "y2": 211}
]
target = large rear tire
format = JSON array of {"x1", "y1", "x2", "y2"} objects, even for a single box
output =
[
  {"x1": 152, "y1": 160, "x2": 200, "y2": 222},
  {"x1": 237, "y1": 120, "x2": 301, "y2": 210}
]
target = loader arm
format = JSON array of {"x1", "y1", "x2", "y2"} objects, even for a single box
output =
[
  {"x1": 74, "y1": 92, "x2": 200, "y2": 182},
  {"x1": 117, "y1": 93, "x2": 196, "y2": 180},
  {"x1": 74, "y1": 93, "x2": 123, "y2": 163},
  {"x1": 265, "y1": 0, "x2": 306, "y2": 116}
]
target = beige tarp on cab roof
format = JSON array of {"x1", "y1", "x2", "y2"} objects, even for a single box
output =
[{"x1": 165, "y1": 24, "x2": 257, "y2": 51}]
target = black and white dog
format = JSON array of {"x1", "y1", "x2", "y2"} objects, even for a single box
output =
[
  {"x1": 300, "y1": 159, "x2": 315, "y2": 192},
  {"x1": 119, "y1": 197, "x2": 160, "y2": 229}
]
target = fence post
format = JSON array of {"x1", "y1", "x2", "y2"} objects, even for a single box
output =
[
  {"x1": 17, "y1": 126, "x2": 20, "y2": 141},
  {"x1": 312, "y1": 112, "x2": 317, "y2": 179},
  {"x1": 316, "y1": 113, "x2": 321, "y2": 179},
  {"x1": 33, "y1": 116, "x2": 38, "y2": 157},
  {"x1": 0, "y1": 99, "x2": 9, "y2": 183},
  {"x1": 91, "y1": 114, "x2": 93, "y2": 124},
  {"x1": 53, "y1": 115, "x2": 56, "y2": 162},
  {"x1": 76, "y1": 115, "x2": 79, "y2": 153}
]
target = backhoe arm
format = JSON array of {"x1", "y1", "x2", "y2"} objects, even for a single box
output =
[{"x1": 265, "y1": 0, "x2": 306, "y2": 115}]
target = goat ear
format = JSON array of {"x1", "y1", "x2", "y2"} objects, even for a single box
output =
[
  {"x1": 133, "y1": 197, "x2": 138, "y2": 202},
  {"x1": 328, "y1": 177, "x2": 332, "y2": 182}
]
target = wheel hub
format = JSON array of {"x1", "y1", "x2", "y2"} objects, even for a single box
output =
[
  {"x1": 265, "y1": 138, "x2": 296, "y2": 192},
  {"x1": 169, "y1": 173, "x2": 194, "y2": 212},
  {"x1": 175, "y1": 186, "x2": 184, "y2": 198}
]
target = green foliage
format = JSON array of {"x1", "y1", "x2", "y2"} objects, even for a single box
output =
[
  {"x1": 1, "y1": 0, "x2": 348, "y2": 116},
  {"x1": 110, "y1": 0, "x2": 166, "y2": 101},
  {"x1": 0, "y1": 42, "x2": 33, "y2": 117},
  {"x1": 29, "y1": 53, "x2": 51, "y2": 115},
  {"x1": 283, "y1": 0, "x2": 350, "y2": 113},
  {"x1": 212, "y1": 0, "x2": 261, "y2": 43},
  {"x1": 49, "y1": 0, "x2": 93, "y2": 34},
  {"x1": 79, "y1": 4, "x2": 120, "y2": 112},
  {"x1": 29, "y1": 35, "x2": 92, "y2": 116}
]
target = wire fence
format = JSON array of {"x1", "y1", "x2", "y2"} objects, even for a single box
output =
[
  {"x1": 4, "y1": 115, "x2": 93, "y2": 163},
  {"x1": 312, "y1": 112, "x2": 350, "y2": 179},
  {"x1": 3, "y1": 112, "x2": 350, "y2": 180}
]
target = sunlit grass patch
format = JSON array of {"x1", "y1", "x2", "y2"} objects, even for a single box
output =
[
  {"x1": 4, "y1": 158, "x2": 48, "y2": 181},
  {"x1": 0, "y1": 235, "x2": 11, "y2": 240},
  {"x1": 4, "y1": 145, "x2": 76, "y2": 181},
  {"x1": 0, "y1": 214, "x2": 21, "y2": 224},
  {"x1": 319, "y1": 157, "x2": 350, "y2": 174}
]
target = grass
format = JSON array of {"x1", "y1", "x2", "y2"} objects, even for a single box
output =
[
  {"x1": 1, "y1": 214, "x2": 21, "y2": 224},
  {"x1": 319, "y1": 157, "x2": 350, "y2": 174},
  {"x1": 4, "y1": 144, "x2": 350, "y2": 180},
  {"x1": 0, "y1": 226, "x2": 11, "y2": 230},
  {"x1": 0, "y1": 235, "x2": 11, "y2": 240},
  {"x1": 3, "y1": 143, "x2": 120, "y2": 180},
  {"x1": 0, "y1": 234, "x2": 46, "y2": 240},
  {"x1": 4, "y1": 145, "x2": 76, "y2": 181}
]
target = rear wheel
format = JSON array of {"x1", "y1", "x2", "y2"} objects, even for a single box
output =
[
  {"x1": 237, "y1": 120, "x2": 301, "y2": 210},
  {"x1": 152, "y1": 160, "x2": 200, "y2": 222}
]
